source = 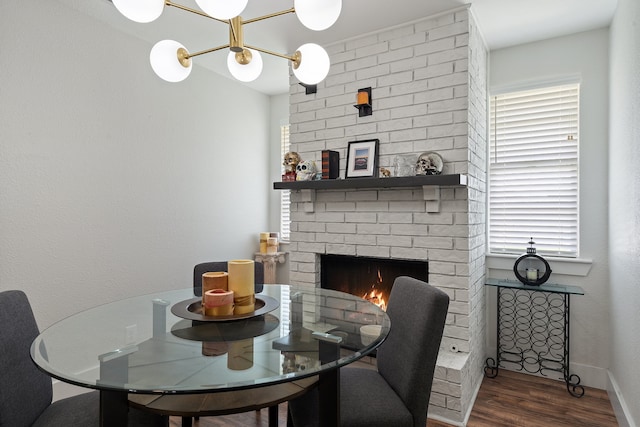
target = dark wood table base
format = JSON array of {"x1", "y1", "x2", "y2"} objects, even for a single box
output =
[{"x1": 128, "y1": 377, "x2": 318, "y2": 427}]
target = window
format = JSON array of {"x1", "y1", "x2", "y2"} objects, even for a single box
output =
[
  {"x1": 489, "y1": 83, "x2": 579, "y2": 258},
  {"x1": 280, "y1": 125, "x2": 291, "y2": 242}
]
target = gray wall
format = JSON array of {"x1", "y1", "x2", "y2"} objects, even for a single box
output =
[
  {"x1": 0, "y1": 0, "x2": 272, "y2": 330},
  {"x1": 608, "y1": 0, "x2": 640, "y2": 424}
]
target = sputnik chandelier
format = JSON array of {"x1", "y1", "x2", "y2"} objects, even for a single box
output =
[{"x1": 112, "y1": 0, "x2": 342, "y2": 84}]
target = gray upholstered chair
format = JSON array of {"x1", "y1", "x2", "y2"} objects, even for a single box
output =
[
  {"x1": 0, "y1": 290, "x2": 162, "y2": 427},
  {"x1": 287, "y1": 276, "x2": 450, "y2": 427},
  {"x1": 193, "y1": 260, "x2": 264, "y2": 295}
]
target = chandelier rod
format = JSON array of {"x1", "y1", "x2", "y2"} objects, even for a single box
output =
[
  {"x1": 186, "y1": 44, "x2": 231, "y2": 59},
  {"x1": 164, "y1": 0, "x2": 228, "y2": 24},
  {"x1": 242, "y1": 8, "x2": 295, "y2": 25},
  {"x1": 245, "y1": 44, "x2": 298, "y2": 63}
]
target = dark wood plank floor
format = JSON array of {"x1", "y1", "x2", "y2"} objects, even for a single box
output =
[{"x1": 169, "y1": 370, "x2": 618, "y2": 427}]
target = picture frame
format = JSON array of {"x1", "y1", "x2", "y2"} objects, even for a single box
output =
[{"x1": 345, "y1": 139, "x2": 379, "y2": 178}]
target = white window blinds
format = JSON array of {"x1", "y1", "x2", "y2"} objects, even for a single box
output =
[
  {"x1": 280, "y1": 125, "x2": 291, "y2": 242},
  {"x1": 489, "y1": 83, "x2": 579, "y2": 257}
]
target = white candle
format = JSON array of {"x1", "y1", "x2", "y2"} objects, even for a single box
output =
[{"x1": 526, "y1": 268, "x2": 538, "y2": 281}]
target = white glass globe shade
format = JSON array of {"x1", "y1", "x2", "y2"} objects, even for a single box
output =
[
  {"x1": 149, "y1": 40, "x2": 192, "y2": 83},
  {"x1": 112, "y1": 0, "x2": 165, "y2": 23},
  {"x1": 295, "y1": 0, "x2": 342, "y2": 31},
  {"x1": 227, "y1": 49, "x2": 263, "y2": 82},
  {"x1": 195, "y1": 0, "x2": 248, "y2": 19},
  {"x1": 293, "y1": 43, "x2": 330, "y2": 85}
]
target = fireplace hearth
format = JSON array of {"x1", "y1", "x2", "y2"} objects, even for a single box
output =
[{"x1": 320, "y1": 254, "x2": 428, "y2": 310}]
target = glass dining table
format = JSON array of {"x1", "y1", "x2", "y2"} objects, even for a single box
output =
[{"x1": 31, "y1": 284, "x2": 390, "y2": 426}]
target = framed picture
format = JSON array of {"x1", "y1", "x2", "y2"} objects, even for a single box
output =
[{"x1": 345, "y1": 139, "x2": 379, "y2": 178}]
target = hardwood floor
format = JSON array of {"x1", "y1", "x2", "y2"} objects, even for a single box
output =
[{"x1": 168, "y1": 370, "x2": 618, "y2": 427}]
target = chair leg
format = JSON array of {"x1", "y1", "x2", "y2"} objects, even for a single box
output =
[
  {"x1": 268, "y1": 405, "x2": 279, "y2": 427},
  {"x1": 287, "y1": 406, "x2": 294, "y2": 427},
  {"x1": 181, "y1": 416, "x2": 192, "y2": 427}
]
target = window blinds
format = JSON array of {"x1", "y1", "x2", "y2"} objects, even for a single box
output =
[
  {"x1": 280, "y1": 125, "x2": 291, "y2": 242},
  {"x1": 489, "y1": 84, "x2": 579, "y2": 257}
]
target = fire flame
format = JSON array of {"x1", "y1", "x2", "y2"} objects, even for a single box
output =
[{"x1": 362, "y1": 269, "x2": 387, "y2": 311}]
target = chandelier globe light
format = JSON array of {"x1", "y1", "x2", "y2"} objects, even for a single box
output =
[
  {"x1": 195, "y1": 0, "x2": 249, "y2": 20},
  {"x1": 227, "y1": 49, "x2": 263, "y2": 82},
  {"x1": 112, "y1": 0, "x2": 165, "y2": 23},
  {"x1": 112, "y1": 0, "x2": 341, "y2": 85},
  {"x1": 292, "y1": 43, "x2": 330, "y2": 85},
  {"x1": 294, "y1": 0, "x2": 342, "y2": 31},
  {"x1": 150, "y1": 40, "x2": 192, "y2": 82}
]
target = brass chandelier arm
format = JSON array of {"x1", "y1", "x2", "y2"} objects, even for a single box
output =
[
  {"x1": 244, "y1": 44, "x2": 301, "y2": 68},
  {"x1": 187, "y1": 44, "x2": 231, "y2": 59},
  {"x1": 164, "y1": 0, "x2": 229, "y2": 24},
  {"x1": 242, "y1": 8, "x2": 295, "y2": 25}
]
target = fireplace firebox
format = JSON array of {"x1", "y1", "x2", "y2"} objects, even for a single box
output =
[{"x1": 320, "y1": 254, "x2": 428, "y2": 311}]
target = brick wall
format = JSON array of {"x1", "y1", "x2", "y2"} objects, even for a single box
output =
[{"x1": 286, "y1": 6, "x2": 487, "y2": 424}]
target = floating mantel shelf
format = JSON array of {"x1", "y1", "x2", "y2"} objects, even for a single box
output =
[
  {"x1": 273, "y1": 174, "x2": 468, "y2": 213},
  {"x1": 273, "y1": 174, "x2": 467, "y2": 190}
]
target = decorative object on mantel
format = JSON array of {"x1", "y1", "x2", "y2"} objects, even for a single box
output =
[
  {"x1": 354, "y1": 87, "x2": 372, "y2": 117},
  {"x1": 345, "y1": 139, "x2": 379, "y2": 178},
  {"x1": 282, "y1": 151, "x2": 301, "y2": 181},
  {"x1": 112, "y1": 0, "x2": 341, "y2": 84},
  {"x1": 393, "y1": 154, "x2": 417, "y2": 177},
  {"x1": 380, "y1": 167, "x2": 391, "y2": 178},
  {"x1": 295, "y1": 160, "x2": 317, "y2": 181},
  {"x1": 321, "y1": 150, "x2": 340, "y2": 179},
  {"x1": 415, "y1": 151, "x2": 443, "y2": 175},
  {"x1": 513, "y1": 238, "x2": 552, "y2": 286}
]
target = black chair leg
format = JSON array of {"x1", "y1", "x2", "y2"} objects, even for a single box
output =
[
  {"x1": 268, "y1": 405, "x2": 278, "y2": 427},
  {"x1": 287, "y1": 406, "x2": 294, "y2": 427},
  {"x1": 181, "y1": 416, "x2": 192, "y2": 427}
]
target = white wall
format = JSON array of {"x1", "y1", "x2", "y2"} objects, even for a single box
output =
[
  {"x1": 608, "y1": 0, "x2": 640, "y2": 424},
  {"x1": 268, "y1": 93, "x2": 291, "y2": 284},
  {"x1": 488, "y1": 28, "x2": 611, "y2": 388},
  {"x1": 0, "y1": 0, "x2": 272, "y2": 330}
]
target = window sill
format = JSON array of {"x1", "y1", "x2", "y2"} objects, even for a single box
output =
[{"x1": 486, "y1": 253, "x2": 593, "y2": 277}]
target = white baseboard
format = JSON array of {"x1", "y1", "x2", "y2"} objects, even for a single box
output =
[
  {"x1": 607, "y1": 371, "x2": 637, "y2": 427},
  {"x1": 570, "y1": 361, "x2": 608, "y2": 390}
]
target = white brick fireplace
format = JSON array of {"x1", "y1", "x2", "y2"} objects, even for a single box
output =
[{"x1": 284, "y1": 6, "x2": 487, "y2": 425}]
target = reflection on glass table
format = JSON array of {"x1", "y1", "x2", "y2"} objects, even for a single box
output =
[{"x1": 31, "y1": 285, "x2": 390, "y2": 427}]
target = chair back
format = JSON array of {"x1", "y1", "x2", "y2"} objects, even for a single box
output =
[
  {"x1": 0, "y1": 290, "x2": 53, "y2": 427},
  {"x1": 193, "y1": 261, "x2": 264, "y2": 296},
  {"x1": 376, "y1": 276, "x2": 449, "y2": 427}
]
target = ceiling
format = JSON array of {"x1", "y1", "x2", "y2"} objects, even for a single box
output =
[{"x1": 57, "y1": 0, "x2": 617, "y2": 95}]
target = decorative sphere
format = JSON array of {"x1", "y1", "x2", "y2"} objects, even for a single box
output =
[
  {"x1": 292, "y1": 43, "x2": 330, "y2": 85},
  {"x1": 113, "y1": 0, "x2": 165, "y2": 23},
  {"x1": 227, "y1": 49, "x2": 263, "y2": 82},
  {"x1": 196, "y1": 0, "x2": 248, "y2": 19},
  {"x1": 295, "y1": 0, "x2": 342, "y2": 31},
  {"x1": 149, "y1": 40, "x2": 192, "y2": 83}
]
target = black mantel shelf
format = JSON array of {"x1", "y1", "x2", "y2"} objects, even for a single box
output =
[{"x1": 273, "y1": 174, "x2": 468, "y2": 190}]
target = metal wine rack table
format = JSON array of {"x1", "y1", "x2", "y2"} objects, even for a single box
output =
[{"x1": 484, "y1": 278, "x2": 585, "y2": 397}]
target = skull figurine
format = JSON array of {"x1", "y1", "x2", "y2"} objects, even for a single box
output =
[
  {"x1": 295, "y1": 160, "x2": 317, "y2": 181},
  {"x1": 283, "y1": 151, "x2": 301, "y2": 174},
  {"x1": 415, "y1": 152, "x2": 443, "y2": 176}
]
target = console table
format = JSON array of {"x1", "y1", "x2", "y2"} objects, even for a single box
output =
[{"x1": 483, "y1": 278, "x2": 585, "y2": 397}]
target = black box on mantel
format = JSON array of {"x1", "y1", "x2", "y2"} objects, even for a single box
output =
[{"x1": 322, "y1": 150, "x2": 340, "y2": 179}]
